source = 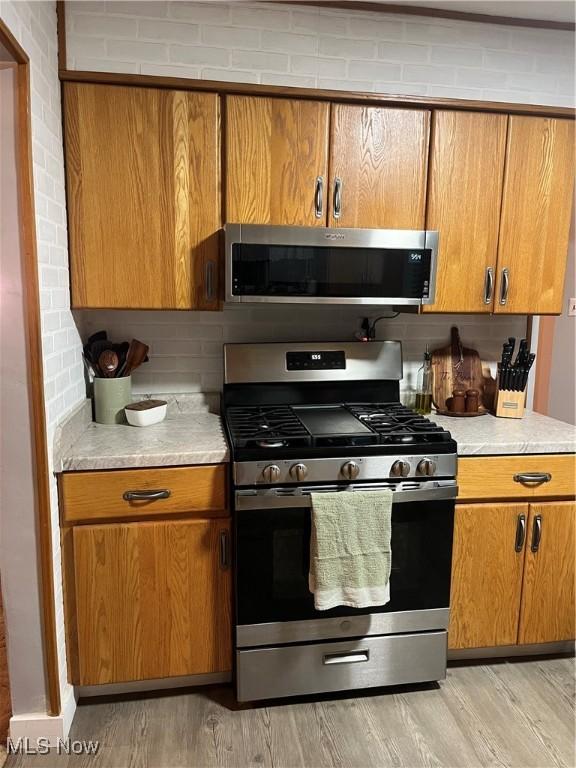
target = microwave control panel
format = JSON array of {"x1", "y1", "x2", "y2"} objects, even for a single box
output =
[{"x1": 286, "y1": 350, "x2": 346, "y2": 371}]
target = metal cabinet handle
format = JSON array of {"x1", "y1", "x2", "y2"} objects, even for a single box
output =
[
  {"x1": 220, "y1": 530, "x2": 230, "y2": 569},
  {"x1": 515, "y1": 514, "x2": 526, "y2": 552},
  {"x1": 531, "y1": 514, "x2": 542, "y2": 552},
  {"x1": 484, "y1": 267, "x2": 494, "y2": 305},
  {"x1": 314, "y1": 176, "x2": 324, "y2": 218},
  {"x1": 323, "y1": 649, "x2": 369, "y2": 665},
  {"x1": 123, "y1": 489, "x2": 171, "y2": 501},
  {"x1": 499, "y1": 268, "x2": 510, "y2": 305},
  {"x1": 333, "y1": 177, "x2": 342, "y2": 219},
  {"x1": 513, "y1": 472, "x2": 552, "y2": 485},
  {"x1": 205, "y1": 261, "x2": 215, "y2": 303}
]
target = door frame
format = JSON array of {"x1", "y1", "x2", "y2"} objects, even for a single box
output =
[{"x1": 0, "y1": 18, "x2": 61, "y2": 716}]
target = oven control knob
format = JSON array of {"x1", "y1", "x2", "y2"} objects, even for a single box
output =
[
  {"x1": 262, "y1": 464, "x2": 281, "y2": 483},
  {"x1": 417, "y1": 458, "x2": 437, "y2": 476},
  {"x1": 341, "y1": 461, "x2": 360, "y2": 481},
  {"x1": 391, "y1": 459, "x2": 411, "y2": 478},
  {"x1": 290, "y1": 463, "x2": 308, "y2": 481}
]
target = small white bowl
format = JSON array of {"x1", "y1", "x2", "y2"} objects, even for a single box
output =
[{"x1": 125, "y1": 399, "x2": 167, "y2": 427}]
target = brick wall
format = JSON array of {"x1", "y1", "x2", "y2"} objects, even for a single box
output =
[
  {"x1": 65, "y1": 1, "x2": 574, "y2": 106},
  {"x1": 68, "y1": 1, "x2": 565, "y2": 398},
  {"x1": 0, "y1": 0, "x2": 83, "y2": 719}
]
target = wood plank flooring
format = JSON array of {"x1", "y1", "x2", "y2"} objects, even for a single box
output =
[{"x1": 7, "y1": 657, "x2": 574, "y2": 768}]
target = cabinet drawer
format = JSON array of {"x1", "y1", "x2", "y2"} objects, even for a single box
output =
[
  {"x1": 60, "y1": 464, "x2": 228, "y2": 523},
  {"x1": 237, "y1": 631, "x2": 447, "y2": 702},
  {"x1": 458, "y1": 454, "x2": 575, "y2": 501}
]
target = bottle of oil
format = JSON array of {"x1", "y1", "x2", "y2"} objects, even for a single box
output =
[{"x1": 415, "y1": 346, "x2": 433, "y2": 415}]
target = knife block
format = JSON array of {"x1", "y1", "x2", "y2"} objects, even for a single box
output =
[{"x1": 495, "y1": 388, "x2": 526, "y2": 419}]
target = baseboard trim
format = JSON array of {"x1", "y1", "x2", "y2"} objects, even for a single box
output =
[
  {"x1": 448, "y1": 640, "x2": 575, "y2": 660},
  {"x1": 9, "y1": 686, "x2": 77, "y2": 745},
  {"x1": 76, "y1": 671, "x2": 232, "y2": 698}
]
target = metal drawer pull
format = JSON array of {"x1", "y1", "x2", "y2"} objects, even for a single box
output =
[
  {"x1": 499, "y1": 267, "x2": 510, "y2": 305},
  {"x1": 484, "y1": 267, "x2": 494, "y2": 304},
  {"x1": 515, "y1": 514, "x2": 526, "y2": 552},
  {"x1": 314, "y1": 176, "x2": 324, "y2": 218},
  {"x1": 123, "y1": 489, "x2": 171, "y2": 501},
  {"x1": 513, "y1": 472, "x2": 552, "y2": 485},
  {"x1": 323, "y1": 650, "x2": 369, "y2": 665},
  {"x1": 531, "y1": 514, "x2": 542, "y2": 552},
  {"x1": 333, "y1": 177, "x2": 342, "y2": 219},
  {"x1": 220, "y1": 530, "x2": 230, "y2": 569}
]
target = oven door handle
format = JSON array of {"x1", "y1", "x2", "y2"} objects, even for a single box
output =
[{"x1": 235, "y1": 482, "x2": 458, "y2": 510}]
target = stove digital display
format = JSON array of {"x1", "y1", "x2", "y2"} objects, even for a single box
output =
[{"x1": 286, "y1": 351, "x2": 346, "y2": 371}]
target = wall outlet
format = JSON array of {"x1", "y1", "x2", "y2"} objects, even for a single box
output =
[{"x1": 569, "y1": 298, "x2": 576, "y2": 317}]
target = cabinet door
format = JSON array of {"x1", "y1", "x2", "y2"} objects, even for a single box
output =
[
  {"x1": 494, "y1": 116, "x2": 574, "y2": 314},
  {"x1": 449, "y1": 503, "x2": 527, "y2": 649},
  {"x1": 328, "y1": 105, "x2": 429, "y2": 228},
  {"x1": 64, "y1": 84, "x2": 220, "y2": 309},
  {"x1": 518, "y1": 501, "x2": 575, "y2": 644},
  {"x1": 225, "y1": 95, "x2": 329, "y2": 226},
  {"x1": 423, "y1": 111, "x2": 507, "y2": 313},
  {"x1": 72, "y1": 518, "x2": 231, "y2": 685}
]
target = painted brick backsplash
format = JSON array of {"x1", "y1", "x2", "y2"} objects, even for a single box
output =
[
  {"x1": 66, "y1": 1, "x2": 574, "y2": 106},
  {"x1": 77, "y1": 308, "x2": 527, "y2": 403}
]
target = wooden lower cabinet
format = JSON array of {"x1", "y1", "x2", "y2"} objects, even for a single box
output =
[
  {"x1": 68, "y1": 517, "x2": 232, "y2": 685},
  {"x1": 449, "y1": 503, "x2": 526, "y2": 649},
  {"x1": 449, "y1": 500, "x2": 575, "y2": 650},
  {"x1": 518, "y1": 502, "x2": 575, "y2": 644}
]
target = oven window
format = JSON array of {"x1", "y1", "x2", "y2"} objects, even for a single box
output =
[
  {"x1": 232, "y1": 244, "x2": 431, "y2": 299},
  {"x1": 235, "y1": 500, "x2": 454, "y2": 625}
]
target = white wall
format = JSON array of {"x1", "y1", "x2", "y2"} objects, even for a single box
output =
[
  {"x1": 0, "y1": 0, "x2": 84, "y2": 722},
  {"x1": 68, "y1": 0, "x2": 569, "y2": 397}
]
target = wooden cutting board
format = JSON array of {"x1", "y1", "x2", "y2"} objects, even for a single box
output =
[{"x1": 431, "y1": 327, "x2": 494, "y2": 411}]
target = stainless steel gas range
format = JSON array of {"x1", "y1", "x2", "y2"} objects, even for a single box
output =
[{"x1": 222, "y1": 341, "x2": 457, "y2": 702}]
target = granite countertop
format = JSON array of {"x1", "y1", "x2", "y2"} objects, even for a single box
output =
[
  {"x1": 54, "y1": 395, "x2": 229, "y2": 472},
  {"x1": 433, "y1": 410, "x2": 576, "y2": 456},
  {"x1": 55, "y1": 397, "x2": 575, "y2": 473}
]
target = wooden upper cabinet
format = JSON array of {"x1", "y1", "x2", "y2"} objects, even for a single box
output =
[
  {"x1": 72, "y1": 518, "x2": 232, "y2": 685},
  {"x1": 424, "y1": 111, "x2": 508, "y2": 313},
  {"x1": 449, "y1": 503, "x2": 527, "y2": 649},
  {"x1": 518, "y1": 502, "x2": 575, "y2": 645},
  {"x1": 225, "y1": 95, "x2": 329, "y2": 226},
  {"x1": 64, "y1": 83, "x2": 221, "y2": 309},
  {"x1": 495, "y1": 116, "x2": 575, "y2": 314},
  {"x1": 328, "y1": 105, "x2": 429, "y2": 228}
]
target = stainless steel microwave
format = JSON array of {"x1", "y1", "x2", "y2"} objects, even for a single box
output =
[{"x1": 224, "y1": 224, "x2": 438, "y2": 306}]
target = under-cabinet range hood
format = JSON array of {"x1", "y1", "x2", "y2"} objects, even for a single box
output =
[{"x1": 224, "y1": 224, "x2": 438, "y2": 306}]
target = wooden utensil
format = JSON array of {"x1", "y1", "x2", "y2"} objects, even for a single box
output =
[
  {"x1": 98, "y1": 350, "x2": 119, "y2": 378},
  {"x1": 431, "y1": 327, "x2": 493, "y2": 411},
  {"x1": 120, "y1": 339, "x2": 149, "y2": 376}
]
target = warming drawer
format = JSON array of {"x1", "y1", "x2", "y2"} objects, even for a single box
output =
[{"x1": 236, "y1": 630, "x2": 447, "y2": 702}]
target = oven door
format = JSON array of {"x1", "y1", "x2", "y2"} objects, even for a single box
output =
[
  {"x1": 225, "y1": 225, "x2": 438, "y2": 305},
  {"x1": 235, "y1": 481, "x2": 456, "y2": 647}
]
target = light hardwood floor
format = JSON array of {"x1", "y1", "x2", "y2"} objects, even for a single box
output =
[{"x1": 7, "y1": 657, "x2": 574, "y2": 768}]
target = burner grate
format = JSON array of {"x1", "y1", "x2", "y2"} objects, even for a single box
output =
[
  {"x1": 345, "y1": 403, "x2": 448, "y2": 442},
  {"x1": 226, "y1": 406, "x2": 311, "y2": 448}
]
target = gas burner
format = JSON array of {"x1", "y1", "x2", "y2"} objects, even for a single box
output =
[
  {"x1": 226, "y1": 406, "x2": 311, "y2": 449},
  {"x1": 256, "y1": 440, "x2": 287, "y2": 448}
]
